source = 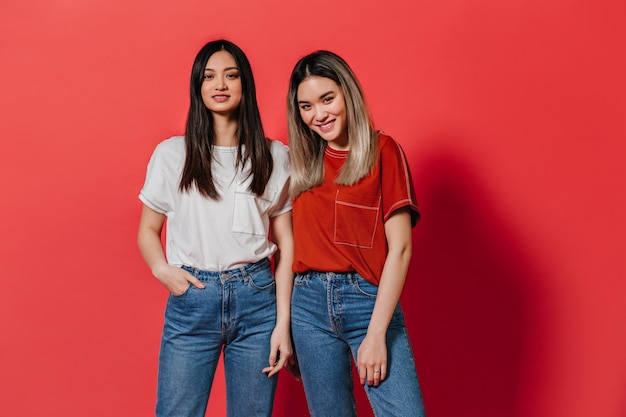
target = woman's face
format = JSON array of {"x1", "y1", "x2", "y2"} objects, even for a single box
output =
[
  {"x1": 296, "y1": 76, "x2": 349, "y2": 150},
  {"x1": 201, "y1": 50, "x2": 242, "y2": 116}
]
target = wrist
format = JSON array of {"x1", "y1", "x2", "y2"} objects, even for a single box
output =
[
  {"x1": 151, "y1": 262, "x2": 170, "y2": 280},
  {"x1": 275, "y1": 315, "x2": 291, "y2": 328},
  {"x1": 366, "y1": 322, "x2": 388, "y2": 338}
]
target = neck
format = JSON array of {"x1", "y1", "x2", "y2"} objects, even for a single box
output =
[{"x1": 212, "y1": 113, "x2": 239, "y2": 147}]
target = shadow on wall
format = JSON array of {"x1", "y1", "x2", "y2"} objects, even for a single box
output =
[
  {"x1": 403, "y1": 146, "x2": 544, "y2": 417},
  {"x1": 274, "y1": 144, "x2": 546, "y2": 417}
]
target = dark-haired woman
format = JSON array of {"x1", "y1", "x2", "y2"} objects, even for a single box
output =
[{"x1": 138, "y1": 39, "x2": 293, "y2": 417}]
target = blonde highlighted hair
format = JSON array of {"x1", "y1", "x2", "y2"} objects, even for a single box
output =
[{"x1": 287, "y1": 51, "x2": 378, "y2": 197}]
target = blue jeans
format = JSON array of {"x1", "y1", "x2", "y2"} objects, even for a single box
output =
[
  {"x1": 156, "y1": 259, "x2": 278, "y2": 417},
  {"x1": 291, "y1": 271, "x2": 426, "y2": 417}
]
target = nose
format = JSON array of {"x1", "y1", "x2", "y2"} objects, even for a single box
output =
[
  {"x1": 215, "y1": 76, "x2": 227, "y2": 90},
  {"x1": 314, "y1": 105, "x2": 327, "y2": 121}
]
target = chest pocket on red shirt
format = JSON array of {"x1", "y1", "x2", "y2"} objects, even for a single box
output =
[{"x1": 334, "y1": 190, "x2": 381, "y2": 248}]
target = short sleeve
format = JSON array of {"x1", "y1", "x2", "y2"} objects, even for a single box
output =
[
  {"x1": 138, "y1": 138, "x2": 183, "y2": 214},
  {"x1": 267, "y1": 140, "x2": 292, "y2": 217},
  {"x1": 379, "y1": 135, "x2": 420, "y2": 227}
]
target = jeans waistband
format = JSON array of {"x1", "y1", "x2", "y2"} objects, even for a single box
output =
[
  {"x1": 297, "y1": 270, "x2": 359, "y2": 281},
  {"x1": 182, "y1": 258, "x2": 270, "y2": 281}
]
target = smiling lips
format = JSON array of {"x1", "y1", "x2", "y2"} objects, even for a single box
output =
[
  {"x1": 317, "y1": 119, "x2": 335, "y2": 132},
  {"x1": 212, "y1": 95, "x2": 230, "y2": 102}
]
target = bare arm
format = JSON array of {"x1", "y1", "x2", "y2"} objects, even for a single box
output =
[
  {"x1": 137, "y1": 204, "x2": 205, "y2": 294},
  {"x1": 262, "y1": 210, "x2": 295, "y2": 377},
  {"x1": 357, "y1": 207, "x2": 413, "y2": 386}
]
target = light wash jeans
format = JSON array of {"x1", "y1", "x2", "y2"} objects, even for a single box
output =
[
  {"x1": 291, "y1": 271, "x2": 426, "y2": 417},
  {"x1": 156, "y1": 258, "x2": 277, "y2": 417}
]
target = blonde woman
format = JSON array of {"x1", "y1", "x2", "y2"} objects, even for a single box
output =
[{"x1": 287, "y1": 50, "x2": 426, "y2": 417}]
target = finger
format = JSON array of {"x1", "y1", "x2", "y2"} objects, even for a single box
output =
[
  {"x1": 372, "y1": 368, "x2": 382, "y2": 387},
  {"x1": 187, "y1": 275, "x2": 205, "y2": 289},
  {"x1": 273, "y1": 351, "x2": 288, "y2": 370},
  {"x1": 266, "y1": 366, "x2": 280, "y2": 377},
  {"x1": 264, "y1": 362, "x2": 282, "y2": 378},
  {"x1": 267, "y1": 352, "x2": 289, "y2": 378},
  {"x1": 268, "y1": 347, "x2": 278, "y2": 367},
  {"x1": 358, "y1": 365, "x2": 367, "y2": 385},
  {"x1": 367, "y1": 368, "x2": 377, "y2": 386}
]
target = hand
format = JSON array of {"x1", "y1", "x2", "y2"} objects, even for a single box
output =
[
  {"x1": 262, "y1": 326, "x2": 293, "y2": 378},
  {"x1": 153, "y1": 264, "x2": 205, "y2": 295},
  {"x1": 357, "y1": 334, "x2": 387, "y2": 387}
]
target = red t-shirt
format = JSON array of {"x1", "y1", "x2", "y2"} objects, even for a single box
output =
[{"x1": 292, "y1": 134, "x2": 420, "y2": 285}]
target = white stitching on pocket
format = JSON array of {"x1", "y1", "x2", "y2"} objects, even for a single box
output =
[
  {"x1": 232, "y1": 183, "x2": 276, "y2": 236},
  {"x1": 334, "y1": 190, "x2": 380, "y2": 248}
]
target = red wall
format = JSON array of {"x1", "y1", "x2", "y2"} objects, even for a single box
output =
[{"x1": 1, "y1": 1, "x2": 624, "y2": 416}]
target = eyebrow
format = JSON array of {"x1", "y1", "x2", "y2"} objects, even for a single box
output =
[
  {"x1": 298, "y1": 90, "x2": 335, "y2": 104},
  {"x1": 204, "y1": 66, "x2": 239, "y2": 72}
]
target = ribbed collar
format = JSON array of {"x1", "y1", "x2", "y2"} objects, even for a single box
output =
[{"x1": 325, "y1": 146, "x2": 349, "y2": 159}]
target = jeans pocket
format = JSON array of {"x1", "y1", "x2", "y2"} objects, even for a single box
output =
[
  {"x1": 170, "y1": 283, "x2": 192, "y2": 297},
  {"x1": 353, "y1": 275, "x2": 379, "y2": 297},
  {"x1": 246, "y1": 267, "x2": 276, "y2": 291}
]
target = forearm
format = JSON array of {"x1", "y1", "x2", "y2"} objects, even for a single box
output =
[
  {"x1": 138, "y1": 229, "x2": 168, "y2": 276},
  {"x1": 274, "y1": 253, "x2": 294, "y2": 327},
  {"x1": 269, "y1": 211, "x2": 295, "y2": 327},
  {"x1": 367, "y1": 208, "x2": 413, "y2": 336},
  {"x1": 367, "y1": 246, "x2": 411, "y2": 336},
  {"x1": 137, "y1": 204, "x2": 168, "y2": 277}
]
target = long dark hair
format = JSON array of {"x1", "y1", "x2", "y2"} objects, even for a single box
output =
[{"x1": 179, "y1": 39, "x2": 272, "y2": 199}]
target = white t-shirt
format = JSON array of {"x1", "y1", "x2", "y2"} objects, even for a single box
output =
[{"x1": 139, "y1": 136, "x2": 291, "y2": 271}]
